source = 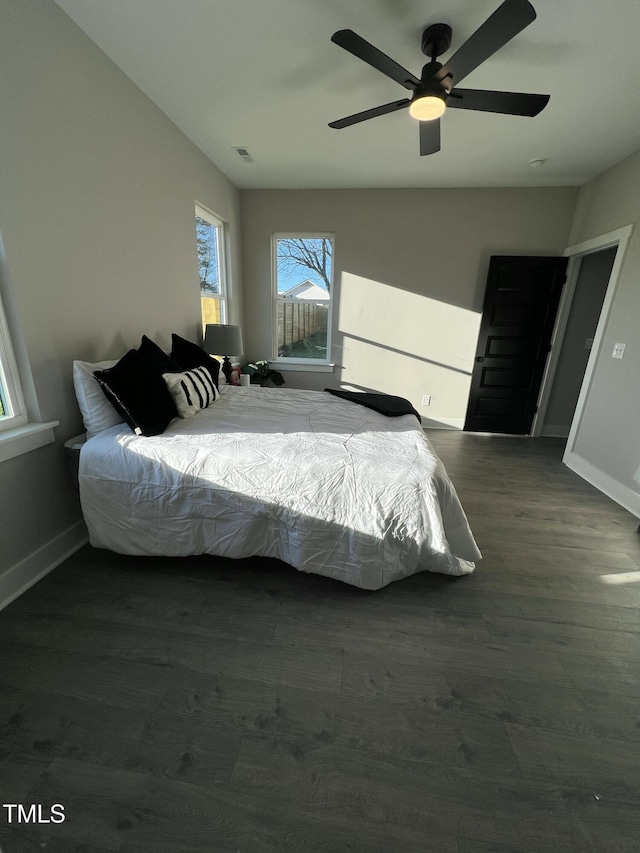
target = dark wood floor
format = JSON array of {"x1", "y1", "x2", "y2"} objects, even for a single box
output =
[{"x1": 2, "y1": 432, "x2": 640, "y2": 853}]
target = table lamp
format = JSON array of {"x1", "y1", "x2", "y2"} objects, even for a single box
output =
[{"x1": 203, "y1": 324, "x2": 244, "y2": 384}]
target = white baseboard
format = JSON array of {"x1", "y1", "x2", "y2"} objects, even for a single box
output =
[
  {"x1": 563, "y1": 451, "x2": 640, "y2": 520},
  {"x1": 541, "y1": 424, "x2": 570, "y2": 438},
  {"x1": 421, "y1": 417, "x2": 464, "y2": 430},
  {"x1": 0, "y1": 520, "x2": 88, "y2": 611}
]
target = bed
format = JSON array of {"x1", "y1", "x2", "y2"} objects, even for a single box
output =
[{"x1": 76, "y1": 367, "x2": 480, "y2": 590}]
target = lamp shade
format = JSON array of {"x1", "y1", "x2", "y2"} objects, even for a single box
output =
[{"x1": 203, "y1": 324, "x2": 243, "y2": 356}]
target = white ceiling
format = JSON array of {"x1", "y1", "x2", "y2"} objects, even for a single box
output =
[{"x1": 53, "y1": 0, "x2": 640, "y2": 189}]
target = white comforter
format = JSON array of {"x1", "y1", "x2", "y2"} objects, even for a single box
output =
[{"x1": 79, "y1": 386, "x2": 480, "y2": 590}]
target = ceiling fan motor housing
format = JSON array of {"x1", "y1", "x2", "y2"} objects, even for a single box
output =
[{"x1": 417, "y1": 60, "x2": 450, "y2": 101}]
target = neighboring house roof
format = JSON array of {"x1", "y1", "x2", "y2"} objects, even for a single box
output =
[{"x1": 280, "y1": 279, "x2": 330, "y2": 301}]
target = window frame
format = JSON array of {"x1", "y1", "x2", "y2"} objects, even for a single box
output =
[
  {"x1": 0, "y1": 233, "x2": 57, "y2": 463},
  {"x1": 0, "y1": 288, "x2": 28, "y2": 434},
  {"x1": 195, "y1": 203, "x2": 229, "y2": 328},
  {"x1": 272, "y1": 232, "x2": 335, "y2": 367}
]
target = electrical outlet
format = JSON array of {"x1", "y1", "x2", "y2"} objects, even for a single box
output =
[
  {"x1": 612, "y1": 343, "x2": 626, "y2": 359},
  {"x1": 421, "y1": 395, "x2": 431, "y2": 406}
]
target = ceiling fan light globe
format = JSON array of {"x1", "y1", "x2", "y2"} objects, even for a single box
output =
[{"x1": 409, "y1": 95, "x2": 446, "y2": 121}]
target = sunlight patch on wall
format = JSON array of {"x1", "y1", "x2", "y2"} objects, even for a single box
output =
[
  {"x1": 337, "y1": 272, "x2": 481, "y2": 420},
  {"x1": 599, "y1": 571, "x2": 640, "y2": 585}
]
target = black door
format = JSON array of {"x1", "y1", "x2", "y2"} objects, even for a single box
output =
[{"x1": 464, "y1": 255, "x2": 567, "y2": 435}]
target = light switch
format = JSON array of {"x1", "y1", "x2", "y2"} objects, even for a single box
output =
[
  {"x1": 584, "y1": 338, "x2": 593, "y2": 350},
  {"x1": 612, "y1": 343, "x2": 626, "y2": 359}
]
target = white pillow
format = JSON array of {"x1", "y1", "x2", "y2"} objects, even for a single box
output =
[
  {"x1": 72, "y1": 359, "x2": 124, "y2": 439},
  {"x1": 163, "y1": 366, "x2": 220, "y2": 419}
]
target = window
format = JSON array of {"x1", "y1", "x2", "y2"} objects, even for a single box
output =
[
  {"x1": 195, "y1": 205, "x2": 228, "y2": 332},
  {"x1": 273, "y1": 234, "x2": 334, "y2": 363},
  {"x1": 0, "y1": 279, "x2": 27, "y2": 433},
  {"x1": 0, "y1": 232, "x2": 57, "y2": 462}
]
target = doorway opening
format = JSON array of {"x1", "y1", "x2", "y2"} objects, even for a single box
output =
[
  {"x1": 532, "y1": 225, "x2": 633, "y2": 456},
  {"x1": 537, "y1": 247, "x2": 615, "y2": 438}
]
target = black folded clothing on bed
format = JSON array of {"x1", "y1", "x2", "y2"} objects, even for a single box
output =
[{"x1": 324, "y1": 389, "x2": 421, "y2": 423}]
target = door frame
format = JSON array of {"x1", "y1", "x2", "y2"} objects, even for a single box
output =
[{"x1": 530, "y1": 224, "x2": 633, "y2": 438}]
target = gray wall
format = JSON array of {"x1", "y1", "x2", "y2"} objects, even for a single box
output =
[
  {"x1": 0, "y1": 0, "x2": 242, "y2": 579},
  {"x1": 241, "y1": 188, "x2": 578, "y2": 425},
  {"x1": 543, "y1": 247, "x2": 615, "y2": 433},
  {"x1": 565, "y1": 149, "x2": 640, "y2": 509}
]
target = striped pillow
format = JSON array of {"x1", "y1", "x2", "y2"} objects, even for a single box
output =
[{"x1": 162, "y1": 366, "x2": 220, "y2": 419}]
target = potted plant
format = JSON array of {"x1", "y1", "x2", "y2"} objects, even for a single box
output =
[{"x1": 242, "y1": 360, "x2": 285, "y2": 387}]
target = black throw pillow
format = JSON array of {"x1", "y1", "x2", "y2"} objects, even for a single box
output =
[
  {"x1": 170, "y1": 333, "x2": 221, "y2": 388},
  {"x1": 139, "y1": 334, "x2": 182, "y2": 374},
  {"x1": 94, "y1": 346, "x2": 178, "y2": 436}
]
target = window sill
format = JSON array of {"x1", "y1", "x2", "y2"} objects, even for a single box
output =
[
  {"x1": 271, "y1": 361, "x2": 335, "y2": 373},
  {"x1": 0, "y1": 420, "x2": 59, "y2": 464}
]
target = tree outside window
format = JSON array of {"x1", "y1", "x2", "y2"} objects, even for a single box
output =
[{"x1": 196, "y1": 215, "x2": 219, "y2": 295}]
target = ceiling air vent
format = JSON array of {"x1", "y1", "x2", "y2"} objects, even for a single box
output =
[{"x1": 232, "y1": 147, "x2": 252, "y2": 161}]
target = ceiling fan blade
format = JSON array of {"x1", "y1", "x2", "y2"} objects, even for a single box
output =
[
  {"x1": 419, "y1": 119, "x2": 441, "y2": 156},
  {"x1": 437, "y1": 0, "x2": 536, "y2": 87},
  {"x1": 331, "y1": 29, "x2": 420, "y2": 90},
  {"x1": 329, "y1": 99, "x2": 410, "y2": 129},
  {"x1": 448, "y1": 88, "x2": 549, "y2": 116}
]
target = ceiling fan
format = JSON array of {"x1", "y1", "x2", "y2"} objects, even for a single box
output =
[{"x1": 328, "y1": 0, "x2": 549, "y2": 155}]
